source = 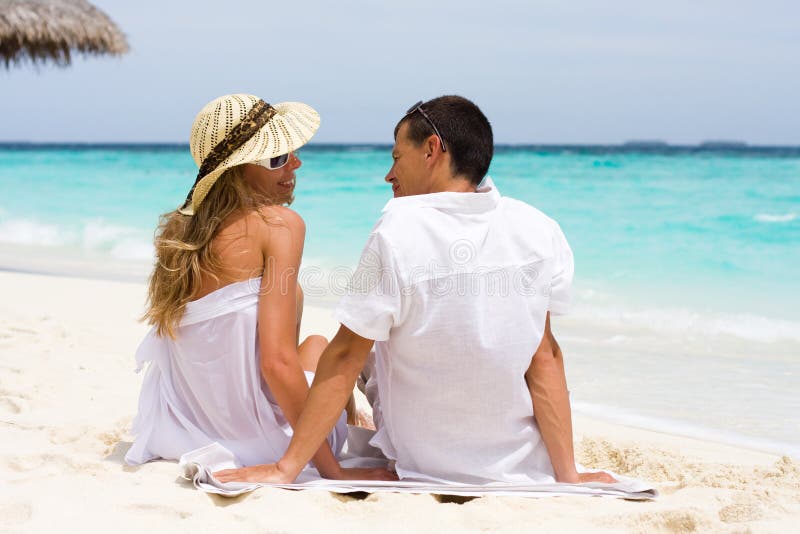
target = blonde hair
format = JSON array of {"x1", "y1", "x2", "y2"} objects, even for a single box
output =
[{"x1": 143, "y1": 166, "x2": 272, "y2": 338}]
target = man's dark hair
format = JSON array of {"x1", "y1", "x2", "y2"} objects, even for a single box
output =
[{"x1": 394, "y1": 95, "x2": 493, "y2": 186}]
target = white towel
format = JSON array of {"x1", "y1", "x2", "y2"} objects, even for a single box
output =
[{"x1": 178, "y1": 431, "x2": 658, "y2": 500}]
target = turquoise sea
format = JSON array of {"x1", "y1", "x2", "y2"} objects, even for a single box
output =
[{"x1": 1, "y1": 144, "x2": 799, "y2": 456}]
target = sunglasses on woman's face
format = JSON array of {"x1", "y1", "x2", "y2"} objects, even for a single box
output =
[{"x1": 255, "y1": 152, "x2": 292, "y2": 170}]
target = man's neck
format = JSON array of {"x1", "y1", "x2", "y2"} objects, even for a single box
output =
[{"x1": 428, "y1": 174, "x2": 476, "y2": 194}]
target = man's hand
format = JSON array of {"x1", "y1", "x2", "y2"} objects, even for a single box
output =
[
  {"x1": 214, "y1": 463, "x2": 293, "y2": 484},
  {"x1": 213, "y1": 464, "x2": 397, "y2": 483}
]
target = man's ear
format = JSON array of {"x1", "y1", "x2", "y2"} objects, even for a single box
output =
[{"x1": 424, "y1": 134, "x2": 443, "y2": 160}]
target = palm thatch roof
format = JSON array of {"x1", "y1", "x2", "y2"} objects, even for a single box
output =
[{"x1": 0, "y1": 0, "x2": 129, "y2": 67}]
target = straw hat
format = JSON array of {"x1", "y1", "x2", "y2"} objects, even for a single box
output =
[{"x1": 179, "y1": 94, "x2": 320, "y2": 215}]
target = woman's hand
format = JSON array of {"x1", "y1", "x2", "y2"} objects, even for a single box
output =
[
  {"x1": 577, "y1": 471, "x2": 617, "y2": 484},
  {"x1": 556, "y1": 470, "x2": 618, "y2": 484}
]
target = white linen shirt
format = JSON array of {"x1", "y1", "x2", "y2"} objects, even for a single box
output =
[{"x1": 334, "y1": 177, "x2": 574, "y2": 484}]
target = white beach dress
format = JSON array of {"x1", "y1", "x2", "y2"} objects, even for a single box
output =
[{"x1": 125, "y1": 277, "x2": 347, "y2": 466}]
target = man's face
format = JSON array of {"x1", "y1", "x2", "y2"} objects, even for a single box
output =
[{"x1": 385, "y1": 122, "x2": 430, "y2": 198}]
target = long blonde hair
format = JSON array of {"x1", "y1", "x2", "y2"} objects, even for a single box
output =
[{"x1": 143, "y1": 166, "x2": 268, "y2": 338}]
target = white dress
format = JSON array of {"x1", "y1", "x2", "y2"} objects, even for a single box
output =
[{"x1": 125, "y1": 277, "x2": 347, "y2": 466}]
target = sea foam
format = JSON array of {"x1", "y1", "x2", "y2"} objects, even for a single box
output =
[
  {"x1": 754, "y1": 213, "x2": 797, "y2": 223},
  {"x1": 572, "y1": 302, "x2": 800, "y2": 343},
  {"x1": 0, "y1": 218, "x2": 69, "y2": 246},
  {"x1": 0, "y1": 216, "x2": 154, "y2": 261}
]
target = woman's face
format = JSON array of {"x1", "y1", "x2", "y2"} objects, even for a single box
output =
[{"x1": 241, "y1": 152, "x2": 302, "y2": 205}]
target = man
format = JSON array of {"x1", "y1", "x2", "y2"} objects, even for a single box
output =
[{"x1": 216, "y1": 96, "x2": 613, "y2": 485}]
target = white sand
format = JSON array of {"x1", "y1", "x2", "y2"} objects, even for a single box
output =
[{"x1": 1, "y1": 270, "x2": 798, "y2": 533}]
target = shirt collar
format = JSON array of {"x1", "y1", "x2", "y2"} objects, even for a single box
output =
[{"x1": 381, "y1": 176, "x2": 500, "y2": 214}]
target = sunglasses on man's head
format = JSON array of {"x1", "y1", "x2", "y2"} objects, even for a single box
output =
[
  {"x1": 255, "y1": 152, "x2": 292, "y2": 170},
  {"x1": 405, "y1": 101, "x2": 447, "y2": 152}
]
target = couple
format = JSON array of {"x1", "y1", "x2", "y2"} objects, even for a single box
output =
[{"x1": 125, "y1": 93, "x2": 613, "y2": 486}]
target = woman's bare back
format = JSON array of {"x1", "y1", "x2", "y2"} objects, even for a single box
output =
[
  {"x1": 193, "y1": 207, "x2": 304, "y2": 338},
  {"x1": 194, "y1": 209, "x2": 266, "y2": 300}
]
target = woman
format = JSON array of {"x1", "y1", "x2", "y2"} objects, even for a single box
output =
[{"x1": 125, "y1": 94, "x2": 381, "y2": 480}]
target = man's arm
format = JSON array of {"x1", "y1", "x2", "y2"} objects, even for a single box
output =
[
  {"x1": 525, "y1": 312, "x2": 615, "y2": 484},
  {"x1": 215, "y1": 325, "x2": 396, "y2": 483}
]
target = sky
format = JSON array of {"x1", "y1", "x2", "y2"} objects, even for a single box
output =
[{"x1": 1, "y1": 0, "x2": 798, "y2": 144}]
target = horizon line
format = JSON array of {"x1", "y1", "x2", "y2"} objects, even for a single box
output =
[{"x1": 2, "y1": 141, "x2": 800, "y2": 150}]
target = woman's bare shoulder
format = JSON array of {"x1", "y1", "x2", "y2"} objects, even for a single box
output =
[
  {"x1": 255, "y1": 205, "x2": 306, "y2": 232},
  {"x1": 245, "y1": 206, "x2": 306, "y2": 254}
]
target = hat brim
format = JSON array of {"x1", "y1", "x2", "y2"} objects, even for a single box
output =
[{"x1": 179, "y1": 101, "x2": 320, "y2": 215}]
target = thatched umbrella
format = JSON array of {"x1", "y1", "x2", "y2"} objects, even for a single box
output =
[{"x1": 0, "y1": 0, "x2": 128, "y2": 67}]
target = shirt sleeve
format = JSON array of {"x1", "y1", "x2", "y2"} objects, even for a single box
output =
[
  {"x1": 334, "y1": 231, "x2": 402, "y2": 341},
  {"x1": 548, "y1": 221, "x2": 574, "y2": 315}
]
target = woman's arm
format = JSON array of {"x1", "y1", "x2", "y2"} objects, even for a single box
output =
[{"x1": 254, "y1": 206, "x2": 341, "y2": 478}]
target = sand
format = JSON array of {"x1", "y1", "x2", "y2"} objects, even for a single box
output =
[{"x1": 1, "y1": 270, "x2": 798, "y2": 533}]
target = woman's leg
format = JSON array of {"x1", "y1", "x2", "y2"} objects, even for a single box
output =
[
  {"x1": 298, "y1": 334, "x2": 358, "y2": 425},
  {"x1": 297, "y1": 334, "x2": 327, "y2": 373}
]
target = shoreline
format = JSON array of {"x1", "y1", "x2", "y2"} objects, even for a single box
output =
[{"x1": 2, "y1": 269, "x2": 799, "y2": 531}]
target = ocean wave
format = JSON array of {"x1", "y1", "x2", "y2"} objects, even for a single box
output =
[
  {"x1": 0, "y1": 218, "x2": 74, "y2": 246},
  {"x1": 0, "y1": 217, "x2": 154, "y2": 261},
  {"x1": 754, "y1": 212, "x2": 797, "y2": 223},
  {"x1": 571, "y1": 302, "x2": 800, "y2": 343}
]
